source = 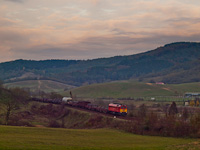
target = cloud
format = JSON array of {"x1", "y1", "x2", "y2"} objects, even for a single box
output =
[
  {"x1": 0, "y1": 17, "x2": 17, "y2": 26},
  {"x1": 6, "y1": 31, "x2": 200, "y2": 62},
  {"x1": 0, "y1": 0, "x2": 200, "y2": 62},
  {"x1": 5, "y1": 0, "x2": 24, "y2": 3}
]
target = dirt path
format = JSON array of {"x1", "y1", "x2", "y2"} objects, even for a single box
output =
[
  {"x1": 162, "y1": 87, "x2": 172, "y2": 91},
  {"x1": 146, "y1": 83, "x2": 153, "y2": 85}
]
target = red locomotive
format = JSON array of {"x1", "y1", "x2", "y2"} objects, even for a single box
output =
[{"x1": 108, "y1": 103, "x2": 127, "y2": 116}]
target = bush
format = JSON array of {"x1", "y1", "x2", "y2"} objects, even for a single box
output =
[
  {"x1": 86, "y1": 115, "x2": 104, "y2": 128},
  {"x1": 49, "y1": 120, "x2": 60, "y2": 128}
]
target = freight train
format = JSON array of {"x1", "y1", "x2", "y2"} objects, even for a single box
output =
[{"x1": 31, "y1": 97, "x2": 127, "y2": 116}]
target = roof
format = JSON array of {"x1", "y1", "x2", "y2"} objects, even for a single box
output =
[{"x1": 109, "y1": 103, "x2": 124, "y2": 107}]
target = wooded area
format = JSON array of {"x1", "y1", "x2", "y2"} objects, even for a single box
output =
[{"x1": 0, "y1": 42, "x2": 200, "y2": 86}]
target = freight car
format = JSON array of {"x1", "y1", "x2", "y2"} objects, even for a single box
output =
[{"x1": 31, "y1": 97, "x2": 62, "y2": 104}]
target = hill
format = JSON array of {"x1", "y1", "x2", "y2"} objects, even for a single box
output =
[
  {"x1": 4, "y1": 80, "x2": 75, "y2": 93},
  {"x1": 62, "y1": 81, "x2": 200, "y2": 98},
  {"x1": 0, "y1": 42, "x2": 200, "y2": 86},
  {"x1": 0, "y1": 126, "x2": 198, "y2": 150}
]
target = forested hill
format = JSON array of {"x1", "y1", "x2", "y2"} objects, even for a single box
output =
[{"x1": 1, "y1": 42, "x2": 200, "y2": 86}]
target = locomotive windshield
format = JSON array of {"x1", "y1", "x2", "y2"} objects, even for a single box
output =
[{"x1": 121, "y1": 105, "x2": 127, "y2": 109}]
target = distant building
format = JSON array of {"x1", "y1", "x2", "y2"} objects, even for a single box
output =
[
  {"x1": 185, "y1": 93, "x2": 200, "y2": 98},
  {"x1": 156, "y1": 82, "x2": 165, "y2": 85},
  {"x1": 185, "y1": 99, "x2": 200, "y2": 107}
]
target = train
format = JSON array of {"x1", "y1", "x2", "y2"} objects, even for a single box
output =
[
  {"x1": 108, "y1": 103, "x2": 127, "y2": 116},
  {"x1": 31, "y1": 97, "x2": 128, "y2": 116}
]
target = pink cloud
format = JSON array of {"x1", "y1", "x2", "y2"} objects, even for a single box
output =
[{"x1": 0, "y1": 0, "x2": 200, "y2": 62}]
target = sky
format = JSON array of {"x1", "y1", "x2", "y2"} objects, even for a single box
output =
[{"x1": 0, "y1": 0, "x2": 200, "y2": 62}]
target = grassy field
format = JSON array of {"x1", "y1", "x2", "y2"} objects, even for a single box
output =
[
  {"x1": 0, "y1": 126, "x2": 199, "y2": 150},
  {"x1": 4, "y1": 80, "x2": 76, "y2": 93},
  {"x1": 4, "y1": 80, "x2": 200, "y2": 99},
  {"x1": 62, "y1": 81, "x2": 200, "y2": 99}
]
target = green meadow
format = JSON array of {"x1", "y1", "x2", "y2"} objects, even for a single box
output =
[
  {"x1": 63, "y1": 81, "x2": 200, "y2": 98},
  {"x1": 4, "y1": 80, "x2": 200, "y2": 99},
  {"x1": 0, "y1": 125, "x2": 199, "y2": 150}
]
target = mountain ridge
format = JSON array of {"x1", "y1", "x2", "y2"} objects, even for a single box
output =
[{"x1": 1, "y1": 42, "x2": 200, "y2": 86}]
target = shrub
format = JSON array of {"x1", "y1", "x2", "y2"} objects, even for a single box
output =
[
  {"x1": 49, "y1": 120, "x2": 60, "y2": 128},
  {"x1": 86, "y1": 115, "x2": 104, "y2": 128}
]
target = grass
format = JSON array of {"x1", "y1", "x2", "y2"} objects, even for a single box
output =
[
  {"x1": 4, "y1": 80, "x2": 200, "y2": 100},
  {"x1": 62, "y1": 81, "x2": 200, "y2": 99},
  {"x1": 0, "y1": 126, "x2": 199, "y2": 150},
  {"x1": 4, "y1": 80, "x2": 76, "y2": 93}
]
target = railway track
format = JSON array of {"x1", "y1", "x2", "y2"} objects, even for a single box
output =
[
  {"x1": 31, "y1": 98, "x2": 133, "y2": 121},
  {"x1": 65, "y1": 104, "x2": 133, "y2": 120}
]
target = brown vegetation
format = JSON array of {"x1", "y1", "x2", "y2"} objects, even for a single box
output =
[{"x1": 1, "y1": 86, "x2": 200, "y2": 138}]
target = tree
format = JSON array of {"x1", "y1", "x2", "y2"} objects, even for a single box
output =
[
  {"x1": 168, "y1": 101, "x2": 178, "y2": 116},
  {"x1": 49, "y1": 92, "x2": 62, "y2": 99},
  {"x1": 0, "y1": 87, "x2": 29, "y2": 125},
  {"x1": 149, "y1": 79, "x2": 156, "y2": 83},
  {"x1": 10, "y1": 87, "x2": 29, "y2": 103},
  {"x1": 182, "y1": 107, "x2": 189, "y2": 121},
  {"x1": 0, "y1": 88, "x2": 15, "y2": 125},
  {"x1": 0, "y1": 80, "x2": 3, "y2": 88},
  {"x1": 138, "y1": 104, "x2": 147, "y2": 118}
]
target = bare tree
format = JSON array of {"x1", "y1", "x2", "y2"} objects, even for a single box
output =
[
  {"x1": 0, "y1": 87, "x2": 29, "y2": 125},
  {"x1": 182, "y1": 107, "x2": 189, "y2": 121},
  {"x1": 49, "y1": 92, "x2": 62, "y2": 99},
  {"x1": 168, "y1": 101, "x2": 178, "y2": 116},
  {"x1": 138, "y1": 104, "x2": 147, "y2": 118}
]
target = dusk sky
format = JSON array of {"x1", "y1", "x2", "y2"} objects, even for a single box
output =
[{"x1": 1, "y1": 0, "x2": 200, "y2": 62}]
